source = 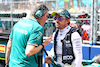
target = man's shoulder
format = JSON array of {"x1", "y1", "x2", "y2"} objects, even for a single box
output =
[
  {"x1": 70, "y1": 27, "x2": 81, "y2": 36},
  {"x1": 70, "y1": 27, "x2": 79, "y2": 33},
  {"x1": 22, "y1": 17, "x2": 42, "y2": 28}
]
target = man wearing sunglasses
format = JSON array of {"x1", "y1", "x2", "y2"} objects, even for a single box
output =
[{"x1": 45, "y1": 8, "x2": 83, "y2": 67}]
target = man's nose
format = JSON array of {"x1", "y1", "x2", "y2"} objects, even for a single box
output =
[
  {"x1": 55, "y1": 20, "x2": 59, "y2": 23},
  {"x1": 57, "y1": 22, "x2": 59, "y2": 23}
]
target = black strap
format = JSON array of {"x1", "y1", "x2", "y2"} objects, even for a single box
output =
[
  {"x1": 62, "y1": 27, "x2": 75, "y2": 64},
  {"x1": 42, "y1": 48, "x2": 50, "y2": 67},
  {"x1": 63, "y1": 27, "x2": 73, "y2": 46},
  {"x1": 54, "y1": 30, "x2": 59, "y2": 61}
]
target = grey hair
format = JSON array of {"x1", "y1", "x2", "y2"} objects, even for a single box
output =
[
  {"x1": 30, "y1": 3, "x2": 49, "y2": 17},
  {"x1": 93, "y1": 54, "x2": 100, "y2": 63}
]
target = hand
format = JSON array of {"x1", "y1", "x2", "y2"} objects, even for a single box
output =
[
  {"x1": 43, "y1": 35, "x2": 53, "y2": 47},
  {"x1": 45, "y1": 56, "x2": 52, "y2": 64},
  {"x1": 5, "y1": 59, "x2": 9, "y2": 67}
]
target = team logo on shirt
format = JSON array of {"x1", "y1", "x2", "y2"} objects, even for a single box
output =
[
  {"x1": 14, "y1": 28, "x2": 28, "y2": 35},
  {"x1": 63, "y1": 55, "x2": 73, "y2": 60},
  {"x1": 37, "y1": 31, "x2": 43, "y2": 41}
]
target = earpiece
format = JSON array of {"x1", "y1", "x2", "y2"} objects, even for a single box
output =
[
  {"x1": 35, "y1": 10, "x2": 43, "y2": 19},
  {"x1": 34, "y1": 4, "x2": 48, "y2": 19}
]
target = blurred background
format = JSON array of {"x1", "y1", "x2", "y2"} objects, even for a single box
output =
[
  {"x1": 0, "y1": 0, "x2": 100, "y2": 67},
  {"x1": 0, "y1": 0, "x2": 100, "y2": 44}
]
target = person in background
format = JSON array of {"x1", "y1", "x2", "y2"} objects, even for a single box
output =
[
  {"x1": 5, "y1": 3, "x2": 52, "y2": 67},
  {"x1": 78, "y1": 11, "x2": 90, "y2": 41},
  {"x1": 83, "y1": 54, "x2": 100, "y2": 67},
  {"x1": 64, "y1": 0, "x2": 70, "y2": 9},
  {"x1": 45, "y1": 8, "x2": 83, "y2": 67}
]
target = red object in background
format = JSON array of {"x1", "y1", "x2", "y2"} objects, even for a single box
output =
[
  {"x1": 79, "y1": 15, "x2": 86, "y2": 18},
  {"x1": 79, "y1": 15, "x2": 88, "y2": 23},
  {"x1": 82, "y1": 30, "x2": 89, "y2": 41},
  {"x1": 0, "y1": 45, "x2": 5, "y2": 53}
]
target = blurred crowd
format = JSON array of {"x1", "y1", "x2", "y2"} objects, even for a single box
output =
[
  {"x1": 70, "y1": 11, "x2": 91, "y2": 42},
  {"x1": 0, "y1": 0, "x2": 93, "y2": 12}
]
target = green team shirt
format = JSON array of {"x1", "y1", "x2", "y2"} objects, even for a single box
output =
[
  {"x1": 0, "y1": 21, "x2": 2, "y2": 28},
  {"x1": 9, "y1": 17, "x2": 43, "y2": 67}
]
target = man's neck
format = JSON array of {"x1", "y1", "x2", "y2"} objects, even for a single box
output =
[{"x1": 59, "y1": 25, "x2": 69, "y2": 30}]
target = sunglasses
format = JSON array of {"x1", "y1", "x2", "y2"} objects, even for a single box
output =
[{"x1": 54, "y1": 16, "x2": 65, "y2": 21}]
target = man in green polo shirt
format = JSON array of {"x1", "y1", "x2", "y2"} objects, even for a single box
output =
[{"x1": 5, "y1": 3, "x2": 52, "y2": 67}]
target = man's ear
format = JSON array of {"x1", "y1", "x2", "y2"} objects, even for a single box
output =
[{"x1": 67, "y1": 18, "x2": 70, "y2": 22}]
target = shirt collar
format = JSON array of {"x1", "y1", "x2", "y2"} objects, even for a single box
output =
[{"x1": 29, "y1": 16, "x2": 39, "y2": 23}]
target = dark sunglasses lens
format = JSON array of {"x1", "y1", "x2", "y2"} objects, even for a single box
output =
[
  {"x1": 54, "y1": 17, "x2": 57, "y2": 20},
  {"x1": 58, "y1": 17, "x2": 62, "y2": 21}
]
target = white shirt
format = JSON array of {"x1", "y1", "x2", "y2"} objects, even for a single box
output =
[{"x1": 51, "y1": 26, "x2": 82, "y2": 67}]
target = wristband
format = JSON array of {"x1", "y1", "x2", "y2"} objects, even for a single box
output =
[{"x1": 41, "y1": 44, "x2": 44, "y2": 48}]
